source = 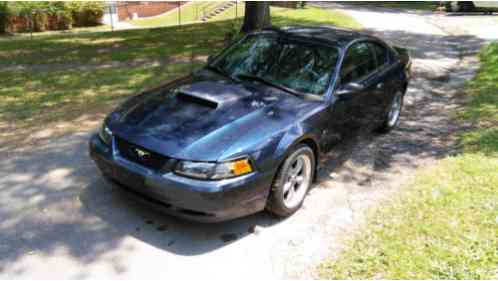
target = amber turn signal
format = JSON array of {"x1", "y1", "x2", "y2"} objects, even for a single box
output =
[{"x1": 231, "y1": 159, "x2": 253, "y2": 176}]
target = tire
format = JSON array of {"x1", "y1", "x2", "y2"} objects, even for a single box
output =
[
  {"x1": 448, "y1": 1, "x2": 460, "y2": 12},
  {"x1": 461, "y1": 1, "x2": 475, "y2": 12},
  {"x1": 377, "y1": 90, "x2": 404, "y2": 134},
  {"x1": 266, "y1": 144, "x2": 315, "y2": 218}
]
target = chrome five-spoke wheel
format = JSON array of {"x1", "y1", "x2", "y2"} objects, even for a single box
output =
[
  {"x1": 378, "y1": 90, "x2": 404, "y2": 133},
  {"x1": 267, "y1": 144, "x2": 315, "y2": 217},
  {"x1": 387, "y1": 91, "x2": 402, "y2": 128},
  {"x1": 282, "y1": 154, "x2": 312, "y2": 209}
]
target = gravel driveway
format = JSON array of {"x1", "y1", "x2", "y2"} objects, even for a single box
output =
[{"x1": 0, "y1": 5, "x2": 495, "y2": 279}]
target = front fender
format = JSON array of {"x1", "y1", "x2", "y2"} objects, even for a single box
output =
[
  {"x1": 219, "y1": 103, "x2": 325, "y2": 175},
  {"x1": 272, "y1": 124, "x2": 321, "y2": 169},
  {"x1": 244, "y1": 123, "x2": 320, "y2": 177}
]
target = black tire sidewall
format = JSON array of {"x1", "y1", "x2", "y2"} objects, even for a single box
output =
[
  {"x1": 378, "y1": 91, "x2": 404, "y2": 133},
  {"x1": 266, "y1": 144, "x2": 315, "y2": 217}
]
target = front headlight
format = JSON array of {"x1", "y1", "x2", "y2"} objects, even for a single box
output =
[
  {"x1": 99, "y1": 125, "x2": 113, "y2": 145},
  {"x1": 174, "y1": 158, "x2": 253, "y2": 180}
]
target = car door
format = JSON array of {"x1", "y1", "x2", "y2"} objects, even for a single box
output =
[
  {"x1": 365, "y1": 41, "x2": 397, "y2": 124},
  {"x1": 329, "y1": 41, "x2": 378, "y2": 134}
]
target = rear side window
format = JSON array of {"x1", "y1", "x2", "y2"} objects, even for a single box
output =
[
  {"x1": 370, "y1": 42, "x2": 389, "y2": 67},
  {"x1": 340, "y1": 42, "x2": 376, "y2": 85}
]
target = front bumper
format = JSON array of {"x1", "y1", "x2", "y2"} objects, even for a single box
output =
[{"x1": 89, "y1": 134, "x2": 273, "y2": 222}]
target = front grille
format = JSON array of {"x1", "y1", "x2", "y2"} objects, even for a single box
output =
[
  {"x1": 117, "y1": 183, "x2": 215, "y2": 218},
  {"x1": 115, "y1": 136, "x2": 174, "y2": 172}
]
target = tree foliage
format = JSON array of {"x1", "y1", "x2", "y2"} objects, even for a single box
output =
[{"x1": 0, "y1": 2, "x2": 7, "y2": 33}]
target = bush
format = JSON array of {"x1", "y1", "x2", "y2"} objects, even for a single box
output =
[
  {"x1": 2, "y1": 1, "x2": 104, "y2": 32},
  {"x1": 7, "y1": 2, "x2": 52, "y2": 32},
  {"x1": 67, "y1": 1, "x2": 104, "y2": 27},
  {"x1": 55, "y1": 11, "x2": 72, "y2": 30},
  {"x1": 32, "y1": 11, "x2": 48, "y2": 32},
  {"x1": 7, "y1": 2, "x2": 49, "y2": 17}
]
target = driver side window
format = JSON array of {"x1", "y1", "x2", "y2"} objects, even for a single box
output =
[{"x1": 340, "y1": 42, "x2": 376, "y2": 85}]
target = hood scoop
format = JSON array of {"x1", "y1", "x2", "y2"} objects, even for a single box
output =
[
  {"x1": 175, "y1": 81, "x2": 256, "y2": 109},
  {"x1": 176, "y1": 91, "x2": 218, "y2": 109}
]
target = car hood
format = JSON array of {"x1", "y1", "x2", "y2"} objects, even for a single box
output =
[{"x1": 109, "y1": 70, "x2": 319, "y2": 161}]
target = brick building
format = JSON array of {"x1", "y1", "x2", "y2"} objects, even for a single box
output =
[{"x1": 103, "y1": 1, "x2": 188, "y2": 24}]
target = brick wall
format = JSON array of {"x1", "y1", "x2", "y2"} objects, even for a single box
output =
[{"x1": 116, "y1": 1, "x2": 188, "y2": 21}]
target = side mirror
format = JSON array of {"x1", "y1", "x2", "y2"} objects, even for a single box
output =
[{"x1": 335, "y1": 82, "x2": 364, "y2": 97}]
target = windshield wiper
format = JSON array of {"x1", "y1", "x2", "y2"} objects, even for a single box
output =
[
  {"x1": 236, "y1": 73, "x2": 302, "y2": 97},
  {"x1": 206, "y1": 65, "x2": 236, "y2": 82}
]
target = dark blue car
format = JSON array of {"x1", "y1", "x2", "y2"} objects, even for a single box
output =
[{"x1": 90, "y1": 26, "x2": 411, "y2": 222}]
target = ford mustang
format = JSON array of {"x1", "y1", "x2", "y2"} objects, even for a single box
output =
[{"x1": 89, "y1": 26, "x2": 411, "y2": 222}]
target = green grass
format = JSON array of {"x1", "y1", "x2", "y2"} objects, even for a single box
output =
[
  {"x1": 272, "y1": 6, "x2": 361, "y2": 29},
  {"x1": 6, "y1": 24, "x2": 113, "y2": 38},
  {"x1": 460, "y1": 43, "x2": 498, "y2": 157},
  {"x1": 318, "y1": 43, "x2": 498, "y2": 279},
  {"x1": 319, "y1": 155, "x2": 498, "y2": 279},
  {"x1": 0, "y1": 22, "x2": 229, "y2": 66},
  {"x1": 460, "y1": 44, "x2": 498, "y2": 127},
  {"x1": 0, "y1": 7, "x2": 360, "y2": 133},
  {"x1": 0, "y1": 21, "x2": 233, "y2": 128},
  {"x1": 209, "y1": 2, "x2": 245, "y2": 22},
  {"x1": 129, "y1": 2, "x2": 227, "y2": 27},
  {"x1": 0, "y1": 64, "x2": 196, "y2": 128},
  {"x1": 129, "y1": 4, "x2": 361, "y2": 29}
]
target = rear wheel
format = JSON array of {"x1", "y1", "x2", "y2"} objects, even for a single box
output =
[
  {"x1": 461, "y1": 1, "x2": 475, "y2": 12},
  {"x1": 266, "y1": 144, "x2": 315, "y2": 217},
  {"x1": 448, "y1": 2, "x2": 460, "y2": 12},
  {"x1": 377, "y1": 90, "x2": 403, "y2": 133},
  {"x1": 447, "y1": 1, "x2": 474, "y2": 12}
]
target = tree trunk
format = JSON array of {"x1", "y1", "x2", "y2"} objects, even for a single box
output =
[
  {"x1": 241, "y1": 1, "x2": 271, "y2": 33},
  {"x1": 0, "y1": 2, "x2": 7, "y2": 34}
]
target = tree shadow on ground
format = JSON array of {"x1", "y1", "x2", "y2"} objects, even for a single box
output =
[
  {"x1": 445, "y1": 12, "x2": 498, "y2": 17},
  {"x1": 80, "y1": 178, "x2": 279, "y2": 255},
  {"x1": 0, "y1": 19, "x2": 236, "y2": 66}
]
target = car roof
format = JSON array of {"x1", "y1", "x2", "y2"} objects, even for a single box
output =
[{"x1": 259, "y1": 25, "x2": 378, "y2": 48}]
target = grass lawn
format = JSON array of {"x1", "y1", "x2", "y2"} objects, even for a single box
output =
[
  {"x1": 0, "y1": 64, "x2": 195, "y2": 129},
  {"x1": 209, "y1": 2, "x2": 245, "y2": 22},
  {"x1": 0, "y1": 7, "x2": 360, "y2": 139},
  {"x1": 7, "y1": 24, "x2": 114, "y2": 38},
  {"x1": 272, "y1": 7, "x2": 360, "y2": 28},
  {"x1": 318, "y1": 43, "x2": 498, "y2": 279}
]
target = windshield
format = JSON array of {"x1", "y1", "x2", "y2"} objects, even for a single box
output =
[{"x1": 211, "y1": 33, "x2": 339, "y2": 96}]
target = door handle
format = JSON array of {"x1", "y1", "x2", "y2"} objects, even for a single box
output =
[{"x1": 376, "y1": 83, "x2": 384, "y2": 89}]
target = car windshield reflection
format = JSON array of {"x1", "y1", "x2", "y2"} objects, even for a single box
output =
[{"x1": 211, "y1": 34, "x2": 340, "y2": 96}]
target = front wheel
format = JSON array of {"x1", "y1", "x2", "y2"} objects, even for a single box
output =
[
  {"x1": 377, "y1": 90, "x2": 404, "y2": 133},
  {"x1": 266, "y1": 144, "x2": 315, "y2": 217}
]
